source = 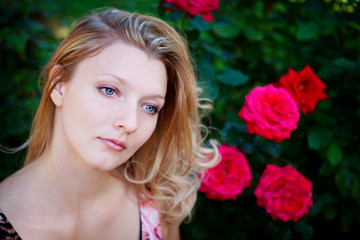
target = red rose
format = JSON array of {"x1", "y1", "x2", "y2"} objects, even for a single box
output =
[
  {"x1": 163, "y1": 0, "x2": 220, "y2": 22},
  {"x1": 199, "y1": 144, "x2": 252, "y2": 200},
  {"x1": 254, "y1": 164, "x2": 313, "y2": 222},
  {"x1": 238, "y1": 84, "x2": 300, "y2": 142},
  {"x1": 278, "y1": 65, "x2": 328, "y2": 114}
]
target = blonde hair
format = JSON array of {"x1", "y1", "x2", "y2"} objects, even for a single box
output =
[{"x1": 26, "y1": 8, "x2": 219, "y2": 224}]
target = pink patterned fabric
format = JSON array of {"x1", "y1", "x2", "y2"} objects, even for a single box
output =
[{"x1": 139, "y1": 198, "x2": 162, "y2": 240}]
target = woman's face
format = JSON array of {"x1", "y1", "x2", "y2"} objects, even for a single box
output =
[{"x1": 51, "y1": 42, "x2": 167, "y2": 171}]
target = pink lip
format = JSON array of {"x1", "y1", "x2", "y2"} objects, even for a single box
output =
[{"x1": 99, "y1": 138, "x2": 127, "y2": 152}]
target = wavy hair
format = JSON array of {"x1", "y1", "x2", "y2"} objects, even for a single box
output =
[{"x1": 26, "y1": 8, "x2": 219, "y2": 224}]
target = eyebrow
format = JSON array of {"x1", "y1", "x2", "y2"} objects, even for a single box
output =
[
  {"x1": 99, "y1": 73, "x2": 166, "y2": 99},
  {"x1": 100, "y1": 73, "x2": 127, "y2": 85}
]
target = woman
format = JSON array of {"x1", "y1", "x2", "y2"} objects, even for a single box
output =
[{"x1": 0, "y1": 7, "x2": 218, "y2": 240}]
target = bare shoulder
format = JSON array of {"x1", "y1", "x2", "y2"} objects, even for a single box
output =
[
  {"x1": 0, "y1": 170, "x2": 24, "y2": 206},
  {"x1": 0, "y1": 173, "x2": 54, "y2": 240},
  {"x1": 0, "y1": 163, "x2": 43, "y2": 218},
  {"x1": 0, "y1": 168, "x2": 35, "y2": 219}
]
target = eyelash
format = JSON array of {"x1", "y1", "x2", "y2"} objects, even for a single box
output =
[
  {"x1": 99, "y1": 86, "x2": 117, "y2": 96},
  {"x1": 99, "y1": 87, "x2": 159, "y2": 114},
  {"x1": 143, "y1": 104, "x2": 159, "y2": 114}
]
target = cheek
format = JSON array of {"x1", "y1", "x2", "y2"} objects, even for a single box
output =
[
  {"x1": 137, "y1": 117, "x2": 158, "y2": 144},
  {"x1": 73, "y1": 98, "x2": 96, "y2": 121},
  {"x1": 62, "y1": 96, "x2": 104, "y2": 136},
  {"x1": 83, "y1": 98, "x2": 103, "y2": 119}
]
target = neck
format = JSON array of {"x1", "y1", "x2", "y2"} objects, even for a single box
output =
[{"x1": 30, "y1": 142, "x2": 128, "y2": 211}]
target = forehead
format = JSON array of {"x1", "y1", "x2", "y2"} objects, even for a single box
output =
[
  {"x1": 92, "y1": 42, "x2": 162, "y2": 74},
  {"x1": 70, "y1": 41, "x2": 168, "y2": 93}
]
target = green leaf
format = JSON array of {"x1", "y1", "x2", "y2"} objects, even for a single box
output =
[
  {"x1": 334, "y1": 57, "x2": 358, "y2": 70},
  {"x1": 307, "y1": 127, "x2": 333, "y2": 150},
  {"x1": 296, "y1": 22, "x2": 319, "y2": 41},
  {"x1": 214, "y1": 58, "x2": 226, "y2": 71},
  {"x1": 326, "y1": 143, "x2": 343, "y2": 167},
  {"x1": 189, "y1": 15, "x2": 209, "y2": 31},
  {"x1": 319, "y1": 160, "x2": 335, "y2": 176},
  {"x1": 218, "y1": 68, "x2": 250, "y2": 86},
  {"x1": 198, "y1": 80, "x2": 218, "y2": 100},
  {"x1": 335, "y1": 169, "x2": 352, "y2": 198},
  {"x1": 261, "y1": 141, "x2": 282, "y2": 158},
  {"x1": 7, "y1": 31, "x2": 29, "y2": 56},
  {"x1": 273, "y1": 2, "x2": 287, "y2": 13},
  {"x1": 244, "y1": 27, "x2": 264, "y2": 42},
  {"x1": 295, "y1": 222, "x2": 314, "y2": 240},
  {"x1": 199, "y1": 59, "x2": 216, "y2": 81},
  {"x1": 201, "y1": 42, "x2": 222, "y2": 55},
  {"x1": 253, "y1": 152, "x2": 266, "y2": 164},
  {"x1": 212, "y1": 22, "x2": 240, "y2": 39},
  {"x1": 168, "y1": 11, "x2": 183, "y2": 22},
  {"x1": 254, "y1": 1, "x2": 264, "y2": 18},
  {"x1": 242, "y1": 142, "x2": 256, "y2": 154},
  {"x1": 281, "y1": 139, "x2": 301, "y2": 156},
  {"x1": 311, "y1": 193, "x2": 337, "y2": 215},
  {"x1": 221, "y1": 121, "x2": 247, "y2": 145},
  {"x1": 323, "y1": 207, "x2": 337, "y2": 221},
  {"x1": 348, "y1": 21, "x2": 360, "y2": 31}
]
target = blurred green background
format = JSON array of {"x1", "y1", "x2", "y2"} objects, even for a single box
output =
[{"x1": 1, "y1": 0, "x2": 360, "y2": 239}]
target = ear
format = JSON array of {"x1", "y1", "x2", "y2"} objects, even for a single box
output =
[
  {"x1": 50, "y1": 81, "x2": 66, "y2": 107},
  {"x1": 49, "y1": 65, "x2": 66, "y2": 107}
]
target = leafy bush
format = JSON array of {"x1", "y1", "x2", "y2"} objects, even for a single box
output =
[{"x1": 163, "y1": 1, "x2": 360, "y2": 239}]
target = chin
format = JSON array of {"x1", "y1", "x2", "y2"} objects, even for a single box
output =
[{"x1": 86, "y1": 159, "x2": 124, "y2": 172}]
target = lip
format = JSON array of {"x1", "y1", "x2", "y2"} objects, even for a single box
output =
[{"x1": 98, "y1": 138, "x2": 127, "y2": 152}]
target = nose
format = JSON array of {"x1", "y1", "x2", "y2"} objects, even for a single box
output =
[{"x1": 113, "y1": 105, "x2": 138, "y2": 133}]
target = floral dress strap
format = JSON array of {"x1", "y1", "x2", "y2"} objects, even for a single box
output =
[
  {"x1": 0, "y1": 209, "x2": 22, "y2": 240},
  {"x1": 139, "y1": 197, "x2": 162, "y2": 240}
]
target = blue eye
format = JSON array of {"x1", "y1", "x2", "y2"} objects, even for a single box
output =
[
  {"x1": 100, "y1": 87, "x2": 116, "y2": 96},
  {"x1": 143, "y1": 105, "x2": 158, "y2": 114}
]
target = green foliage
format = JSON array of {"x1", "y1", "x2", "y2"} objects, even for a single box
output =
[
  {"x1": 0, "y1": 0, "x2": 57, "y2": 176},
  {"x1": 162, "y1": 0, "x2": 360, "y2": 239},
  {"x1": 1, "y1": 0, "x2": 360, "y2": 239}
]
